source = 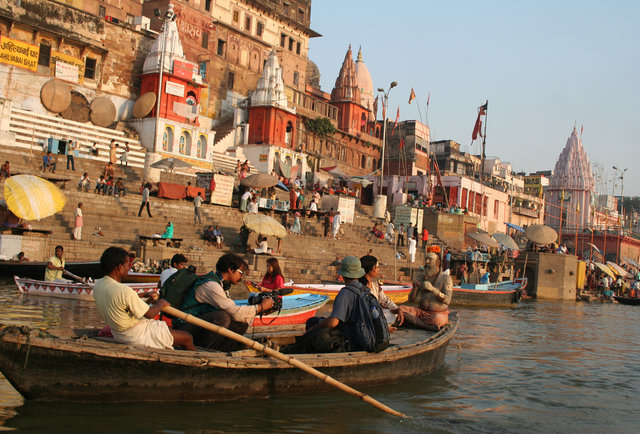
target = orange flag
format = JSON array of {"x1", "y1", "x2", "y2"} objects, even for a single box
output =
[{"x1": 408, "y1": 88, "x2": 416, "y2": 104}]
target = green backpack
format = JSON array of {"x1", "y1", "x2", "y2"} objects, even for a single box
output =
[{"x1": 159, "y1": 269, "x2": 198, "y2": 316}]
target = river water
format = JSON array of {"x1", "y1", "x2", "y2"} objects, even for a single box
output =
[{"x1": 0, "y1": 279, "x2": 639, "y2": 433}]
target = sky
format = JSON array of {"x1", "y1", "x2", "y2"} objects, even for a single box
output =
[{"x1": 308, "y1": 0, "x2": 640, "y2": 196}]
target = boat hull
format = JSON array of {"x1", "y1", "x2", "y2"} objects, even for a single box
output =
[
  {"x1": 122, "y1": 272, "x2": 160, "y2": 283},
  {"x1": 614, "y1": 296, "x2": 640, "y2": 306},
  {"x1": 14, "y1": 276, "x2": 158, "y2": 301},
  {"x1": 238, "y1": 294, "x2": 329, "y2": 327},
  {"x1": 248, "y1": 282, "x2": 412, "y2": 304},
  {"x1": 0, "y1": 315, "x2": 457, "y2": 402},
  {"x1": 451, "y1": 279, "x2": 526, "y2": 307}
]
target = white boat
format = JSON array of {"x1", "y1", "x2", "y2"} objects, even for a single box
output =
[{"x1": 14, "y1": 276, "x2": 158, "y2": 301}]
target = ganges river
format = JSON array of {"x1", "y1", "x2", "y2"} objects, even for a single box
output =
[{"x1": 0, "y1": 279, "x2": 639, "y2": 433}]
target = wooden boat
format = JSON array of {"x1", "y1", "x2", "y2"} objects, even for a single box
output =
[
  {"x1": 14, "y1": 276, "x2": 158, "y2": 301},
  {"x1": 0, "y1": 313, "x2": 458, "y2": 402},
  {"x1": 451, "y1": 278, "x2": 527, "y2": 307},
  {"x1": 613, "y1": 296, "x2": 640, "y2": 306},
  {"x1": 239, "y1": 293, "x2": 329, "y2": 327},
  {"x1": 0, "y1": 260, "x2": 102, "y2": 280},
  {"x1": 122, "y1": 272, "x2": 161, "y2": 283},
  {"x1": 248, "y1": 281, "x2": 412, "y2": 303}
]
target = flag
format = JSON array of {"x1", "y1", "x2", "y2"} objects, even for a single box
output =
[
  {"x1": 399, "y1": 137, "x2": 404, "y2": 148},
  {"x1": 372, "y1": 95, "x2": 378, "y2": 119},
  {"x1": 471, "y1": 101, "x2": 488, "y2": 140},
  {"x1": 408, "y1": 88, "x2": 416, "y2": 104},
  {"x1": 427, "y1": 93, "x2": 430, "y2": 107},
  {"x1": 580, "y1": 125, "x2": 584, "y2": 136},
  {"x1": 391, "y1": 107, "x2": 400, "y2": 136}
]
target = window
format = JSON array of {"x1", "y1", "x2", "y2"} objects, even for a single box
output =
[
  {"x1": 232, "y1": 10, "x2": 239, "y2": 23},
  {"x1": 202, "y1": 31, "x2": 209, "y2": 48},
  {"x1": 126, "y1": 14, "x2": 134, "y2": 25},
  {"x1": 98, "y1": 6, "x2": 105, "y2": 18},
  {"x1": 293, "y1": 71, "x2": 299, "y2": 86},
  {"x1": 199, "y1": 61, "x2": 207, "y2": 80},
  {"x1": 227, "y1": 71, "x2": 235, "y2": 90},
  {"x1": 296, "y1": 41, "x2": 301, "y2": 55},
  {"x1": 84, "y1": 57, "x2": 97, "y2": 79},
  {"x1": 298, "y1": 8, "x2": 305, "y2": 21},
  {"x1": 280, "y1": 33, "x2": 286, "y2": 47},
  {"x1": 288, "y1": 37, "x2": 294, "y2": 51},
  {"x1": 256, "y1": 21, "x2": 264, "y2": 37},
  {"x1": 217, "y1": 39, "x2": 226, "y2": 56},
  {"x1": 245, "y1": 15, "x2": 251, "y2": 32},
  {"x1": 38, "y1": 43, "x2": 51, "y2": 67},
  {"x1": 205, "y1": 0, "x2": 211, "y2": 11},
  {"x1": 197, "y1": 135, "x2": 207, "y2": 159}
]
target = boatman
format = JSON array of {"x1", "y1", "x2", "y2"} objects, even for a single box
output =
[
  {"x1": 44, "y1": 245, "x2": 67, "y2": 282},
  {"x1": 398, "y1": 252, "x2": 452, "y2": 331},
  {"x1": 93, "y1": 246, "x2": 195, "y2": 351}
]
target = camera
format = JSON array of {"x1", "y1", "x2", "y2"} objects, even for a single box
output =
[{"x1": 248, "y1": 287, "x2": 293, "y2": 314}]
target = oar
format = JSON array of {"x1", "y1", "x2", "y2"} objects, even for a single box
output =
[
  {"x1": 161, "y1": 305, "x2": 408, "y2": 418},
  {"x1": 63, "y1": 269, "x2": 88, "y2": 285}
]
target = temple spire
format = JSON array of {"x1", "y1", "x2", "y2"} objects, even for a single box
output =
[{"x1": 331, "y1": 45, "x2": 360, "y2": 103}]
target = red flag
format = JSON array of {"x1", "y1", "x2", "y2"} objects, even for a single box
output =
[
  {"x1": 408, "y1": 88, "x2": 416, "y2": 104},
  {"x1": 399, "y1": 137, "x2": 404, "y2": 148},
  {"x1": 391, "y1": 107, "x2": 400, "y2": 136},
  {"x1": 471, "y1": 102, "x2": 487, "y2": 140},
  {"x1": 580, "y1": 125, "x2": 584, "y2": 136}
]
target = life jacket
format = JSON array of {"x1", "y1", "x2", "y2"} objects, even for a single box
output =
[
  {"x1": 342, "y1": 281, "x2": 390, "y2": 353},
  {"x1": 172, "y1": 272, "x2": 225, "y2": 326}
]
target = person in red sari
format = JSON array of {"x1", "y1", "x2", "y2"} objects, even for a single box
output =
[{"x1": 260, "y1": 257, "x2": 285, "y2": 291}]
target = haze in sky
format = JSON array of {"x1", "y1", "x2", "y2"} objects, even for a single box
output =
[{"x1": 309, "y1": 0, "x2": 640, "y2": 196}]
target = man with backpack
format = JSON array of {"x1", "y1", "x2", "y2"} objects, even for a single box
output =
[
  {"x1": 293, "y1": 256, "x2": 390, "y2": 353},
  {"x1": 158, "y1": 254, "x2": 189, "y2": 288},
  {"x1": 398, "y1": 252, "x2": 452, "y2": 332},
  {"x1": 170, "y1": 253, "x2": 273, "y2": 352}
]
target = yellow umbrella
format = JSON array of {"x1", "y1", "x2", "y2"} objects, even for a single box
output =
[
  {"x1": 4, "y1": 175, "x2": 67, "y2": 220},
  {"x1": 607, "y1": 261, "x2": 631, "y2": 278},
  {"x1": 242, "y1": 213, "x2": 288, "y2": 239},
  {"x1": 594, "y1": 262, "x2": 615, "y2": 279}
]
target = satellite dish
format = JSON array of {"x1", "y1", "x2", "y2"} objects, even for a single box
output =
[
  {"x1": 132, "y1": 92, "x2": 157, "y2": 118},
  {"x1": 90, "y1": 96, "x2": 116, "y2": 127},
  {"x1": 40, "y1": 79, "x2": 71, "y2": 113}
]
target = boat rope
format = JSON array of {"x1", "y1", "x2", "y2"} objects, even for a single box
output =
[{"x1": 0, "y1": 325, "x2": 33, "y2": 368}]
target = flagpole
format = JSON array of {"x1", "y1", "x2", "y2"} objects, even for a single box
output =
[
  {"x1": 374, "y1": 81, "x2": 397, "y2": 219},
  {"x1": 480, "y1": 100, "x2": 488, "y2": 183}
]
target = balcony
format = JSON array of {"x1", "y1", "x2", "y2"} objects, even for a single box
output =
[{"x1": 512, "y1": 206, "x2": 539, "y2": 218}]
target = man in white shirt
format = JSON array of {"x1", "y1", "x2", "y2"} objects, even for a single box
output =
[
  {"x1": 93, "y1": 247, "x2": 194, "y2": 350},
  {"x1": 240, "y1": 189, "x2": 252, "y2": 212},
  {"x1": 193, "y1": 192, "x2": 203, "y2": 224},
  {"x1": 172, "y1": 253, "x2": 273, "y2": 351},
  {"x1": 408, "y1": 235, "x2": 417, "y2": 263},
  {"x1": 158, "y1": 254, "x2": 188, "y2": 288},
  {"x1": 247, "y1": 197, "x2": 259, "y2": 214},
  {"x1": 332, "y1": 210, "x2": 341, "y2": 239}
]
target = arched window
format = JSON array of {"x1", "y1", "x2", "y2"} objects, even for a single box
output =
[
  {"x1": 361, "y1": 154, "x2": 366, "y2": 169},
  {"x1": 197, "y1": 135, "x2": 207, "y2": 159},
  {"x1": 162, "y1": 126, "x2": 174, "y2": 152},
  {"x1": 179, "y1": 130, "x2": 192, "y2": 155},
  {"x1": 360, "y1": 113, "x2": 367, "y2": 132}
]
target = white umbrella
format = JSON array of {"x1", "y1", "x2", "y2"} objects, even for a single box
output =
[{"x1": 151, "y1": 157, "x2": 191, "y2": 171}]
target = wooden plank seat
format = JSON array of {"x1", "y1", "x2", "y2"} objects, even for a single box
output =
[{"x1": 139, "y1": 235, "x2": 183, "y2": 248}]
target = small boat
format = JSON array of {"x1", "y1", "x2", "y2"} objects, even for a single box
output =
[
  {"x1": 451, "y1": 278, "x2": 527, "y2": 307},
  {"x1": 14, "y1": 276, "x2": 158, "y2": 301},
  {"x1": 613, "y1": 296, "x2": 640, "y2": 306},
  {"x1": 0, "y1": 314, "x2": 458, "y2": 402},
  {"x1": 247, "y1": 281, "x2": 412, "y2": 303},
  {"x1": 122, "y1": 272, "x2": 161, "y2": 283},
  {"x1": 238, "y1": 293, "x2": 329, "y2": 327},
  {"x1": 0, "y1": 260, "x2": 102, "y2": 280}
]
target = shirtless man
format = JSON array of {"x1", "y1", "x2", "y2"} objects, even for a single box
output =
[{"x1": 398, "y1": 252, "x2": 452, "y2": 331}]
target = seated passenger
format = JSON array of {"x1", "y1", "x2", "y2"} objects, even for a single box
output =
[
  {"x1": 93, "y1": 247, "x2": 194, "y2": 350},
  {"x1": 398, "y1": 252, "x2": 452, "y2": 332},
  {"x1": 359, "y1": 255, "x2": 403, "y2": 328},
  {"x1": 172, "y1": 253, "x2": 274, "y2": 351},
  {"x1": 259, "y1": 257, "x2": 285, "y2": 291}
]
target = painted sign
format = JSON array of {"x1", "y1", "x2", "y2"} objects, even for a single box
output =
[
  {"x1": 210, "y1": 174, "x2": 235, "y2": 206},
  {"x1": 55, "y1": 61, "x2": 79, "y2": 83},
  {"x1": 165, "y1": 81, "x2": 185, "y2": 97},
  {"x1": 51, "y1": 51, "x2": 84, "y2": 83},
  {"x1": 173, "y1": 59, "x2": 194, "y2": 81},
  {"x1": 0, "y1": 36, "x2": 39, "y2": 71}
]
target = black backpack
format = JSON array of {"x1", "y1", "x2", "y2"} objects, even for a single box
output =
[{"x1": 343, "y1": 282, "x2": 390, "y2": 352}]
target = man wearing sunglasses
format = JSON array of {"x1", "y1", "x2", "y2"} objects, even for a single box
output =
[{"x1": 173, "y1": 253, "x2": 273, "y2": 351}]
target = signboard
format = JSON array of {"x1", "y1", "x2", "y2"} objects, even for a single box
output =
[
  {"x1": 173, "y1": 59, "x2": 194, "y2": 81},
  {"x1": 165, "y1": 81, "x2": 185, "y2": 97},
  {"x1": 259, "y1": 154, "x2": 268, "y2": 162},
  {"x1": 55, "y1": 61, "x2": 79, "y2": 83},
  {"x1": 394, "y1": 206, "x2": 424, "y2": 229},
  {"x1": 0, "y1": 36, "x2": 39, "y2": 71},
  {"x1": 321, "y1": 195, "x2": 355, "y2": 224},
  {"x1": 210, "y1": 174, "x2": 234, "y2": 206},
  {"x1": 51, "y1": 51, "x2": 84, "y2": 82}
]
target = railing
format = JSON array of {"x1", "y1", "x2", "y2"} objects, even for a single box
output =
[{"x1": 512, "y1": 206, "x2": 539, "y2": 218}]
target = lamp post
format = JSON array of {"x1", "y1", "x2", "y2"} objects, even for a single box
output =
[
  {"x1": 152, "y1": 4, "x2": 176, "y2": 155},
  {"x1": 613, "y1": 165, "x2": 627, "y2": 263},
  {"x1": 373, "y1": 81, "x2": 397, "y2": 219}
]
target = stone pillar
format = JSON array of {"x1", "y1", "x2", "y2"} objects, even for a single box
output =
[{"x1": 144, "y1": 152, "x2": 162, "y2": 183}]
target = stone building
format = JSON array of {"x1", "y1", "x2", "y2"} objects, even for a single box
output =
[{"x1": 385, "y1": 120, "x2": 431, "y2": 176}]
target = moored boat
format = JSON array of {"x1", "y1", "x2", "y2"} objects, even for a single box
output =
[
  {"x1": 0, "y1": 313, "x2": 458, "y2": 402},
  {"x1": 613, "y1": 296, "x2": 640, "y2": 306},
  {"x1": 239, "y1": 293, "x2": 329, "y2": 327},
  {"x1": 0, "y1": 260, "x2": 102, "y2": 280},
  {"x1": 122, "y1": 272, "x2": 161, "y2": 283},
  {"x1": 14, "y1": 276, "x2": 158, "y2": 301},
  {"x1": 451, "y1": 278, "x2": 527, "y2": 307},
  {"x1": 247, "y1": 281, "x2": 412, "y2": 303}
]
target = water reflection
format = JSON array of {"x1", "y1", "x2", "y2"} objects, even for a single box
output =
[{"x1": 1, "y1": 281, "x2": 640, "y2": 432}]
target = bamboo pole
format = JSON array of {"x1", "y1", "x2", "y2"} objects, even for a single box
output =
[{"x1": 162, "y1": 305, "x2": 408, "y2": 418}]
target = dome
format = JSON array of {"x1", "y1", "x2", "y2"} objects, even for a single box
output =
[
  {"x1": 355, "y1": 47, "x2": 374, "y2": 111},
  {"x1": 306, "y1": 58, "x2": 321, "y2": 89}
]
